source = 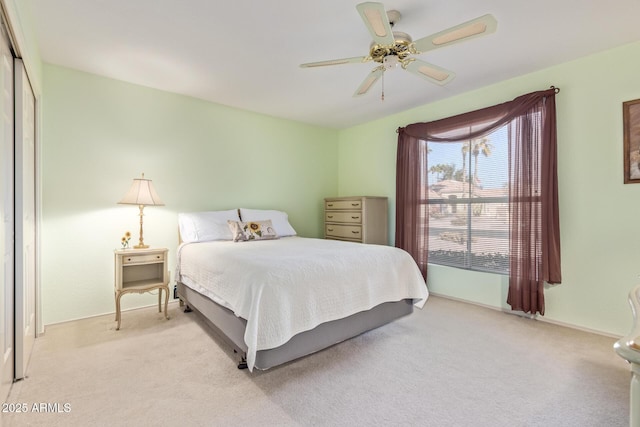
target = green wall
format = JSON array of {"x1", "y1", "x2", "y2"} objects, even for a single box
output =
[
  {"x1": 338, "y1": 40, "x2": 640, "y2": 336},
  {"x1": 41, "y1": 65, "x2": 338, "y2": 324}
]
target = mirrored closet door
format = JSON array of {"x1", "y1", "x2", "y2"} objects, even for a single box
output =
[{"x1": 14, "y1": 58, "x2": 36, "y2": 380}]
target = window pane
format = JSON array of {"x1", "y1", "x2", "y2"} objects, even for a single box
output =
[
  {"x1": 426, "y1": 125, "x2": 509, "y2": 274},
  {"x1": 468, "y1": 201, "x2": 509, "y2": 272}
]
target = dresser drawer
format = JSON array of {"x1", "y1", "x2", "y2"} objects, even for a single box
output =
[
  {"x1": 325, "y1": 200, "x2": 363, "y2": 210},
  {"x1": 325, "y1": 211, "x2": 362, "y2": 224},
  {"x1": 325, "y1": 224, "x2": 363, "y2": 240},
  {"x1": 122, "y1": 253, "x2": 165, "y2": 265}
]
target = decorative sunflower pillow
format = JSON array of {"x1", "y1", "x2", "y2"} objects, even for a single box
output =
[{"x1": 227, "y1": 220, "x2": 279, "y2": 242}]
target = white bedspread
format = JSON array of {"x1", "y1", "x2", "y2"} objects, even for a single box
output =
[{"x1": 177, "y1": 237, "x2": 428, "y2": 370}]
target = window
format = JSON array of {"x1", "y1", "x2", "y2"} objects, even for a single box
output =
[
  {"x1": 426, "y1": 126, "x2": 509, "y2": 274},
  {"x1": 395, "y1": 87, "x2": 561, "y2": 315}
]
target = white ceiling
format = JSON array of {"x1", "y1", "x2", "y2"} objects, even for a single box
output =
[{"x1": 27, "y1": 0, "x2": 640, "y2": 129}]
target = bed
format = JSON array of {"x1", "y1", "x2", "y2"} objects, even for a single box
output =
[{"x1": 175, "y1": 208, "x2": 428, "y2": 371}]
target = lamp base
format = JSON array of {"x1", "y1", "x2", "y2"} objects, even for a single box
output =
[{"x1": 134, "y1": 244, "x2": 149, "y2": 249}]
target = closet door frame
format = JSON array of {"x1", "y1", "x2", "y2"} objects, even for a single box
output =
[
  {"x1": 0, "y1": 0, "x2": 43, "y2": 339},
  {"x1": 0, "y1": 12, "x2": 13, "y2": 402}
]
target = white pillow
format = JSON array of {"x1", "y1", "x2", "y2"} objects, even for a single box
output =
[
  {"x1": 178, "y1": 210, "x2": 240, "y2": 243},
  {"x1": 239, "y1": 208, "x2": 297, "y2": 237}
]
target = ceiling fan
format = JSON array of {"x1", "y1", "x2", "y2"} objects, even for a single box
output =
[{"x1": 300, "y1": 2, "x2": 497, "y2": 98}]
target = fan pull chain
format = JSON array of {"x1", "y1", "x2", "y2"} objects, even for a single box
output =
[{"x1": 381, "y1": 71, "x2": 385, "y2": 101}]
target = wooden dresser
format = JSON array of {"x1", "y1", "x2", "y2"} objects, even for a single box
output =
[{"x1": 324, "y1": 196, "x2": 388, "y2": 245}]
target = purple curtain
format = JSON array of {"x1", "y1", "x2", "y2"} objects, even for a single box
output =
[
  {"x1": 395, "y1": 133, "x2": 429, "y2": 277},
  {"x1": 396, "y1": 87, "x2": 561, "y2": 315}
]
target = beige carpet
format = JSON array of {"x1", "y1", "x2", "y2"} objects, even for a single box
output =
[{"x1": 1, "y1": 296, "x2": 631, "y2": 427}]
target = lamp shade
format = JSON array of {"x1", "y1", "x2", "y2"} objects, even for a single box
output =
[{"x1": 118, "y1": 174, "x2": 164, "y2": 206}]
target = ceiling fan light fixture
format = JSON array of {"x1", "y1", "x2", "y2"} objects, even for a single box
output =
[
  {"x1": 383, "y1": 55, "x2": 399, "y2": 69},
  {"x1": 432, "y1": 22, "x2": 488, "y2": 45}
]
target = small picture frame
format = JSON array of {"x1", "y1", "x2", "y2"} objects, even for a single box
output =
[{"x1": 623, "y1": 98, "x2": 640, "y2": 183}]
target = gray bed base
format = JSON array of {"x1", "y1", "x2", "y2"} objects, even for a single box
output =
[{"x1": 176, "y1": 281, "x2": 414, "y2": 370}]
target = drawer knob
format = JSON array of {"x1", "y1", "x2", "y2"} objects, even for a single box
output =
[
  {"x1": 156, "y1": 256, "x2": 160, "y2": 259},
  {"x1": 328, "y1": 203, "x2": 334, "y2": 207},
  {"x1": 352, "y1": 216, "x2": 360, "y2": 219},
  {"x1": 328, "y1": 228, "x2": 334, "y2": 232},
  {"x1": 351, "y1": 203, "x2": 359, "y2": 206},
  {"x1": 328, "y1": 215, "x2": 334, "y2": 218},
  {"x1": 352, "y1": 231, "x2": 360, "y2": 234},
  {"x1": 126, "y1": 258, "x2": 132, "y2": 261}
]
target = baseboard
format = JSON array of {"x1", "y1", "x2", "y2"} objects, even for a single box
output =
[
  {"x1": 41, "y1": 299, "x2": 181, "y2": 333},
  {"x1": 429, "y1": 292, "x2": 621, "y2": 339}
]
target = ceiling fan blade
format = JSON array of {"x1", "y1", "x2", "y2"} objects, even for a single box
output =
[
  {"x1": 404, "y1": 59, "x2": 455, "y2": 85},
  {"x1": 353, "y1": 68, "x2": 384, "y2": 97},
  {"x1": 413, "y1": 14, "x2": 497, "y2": 53},
  {"x1": 356, "y1": 2, "x2": 395, "y2": 46},
  {"x1": 300, "y1": 56, "x2": 369, "y2": 68}
]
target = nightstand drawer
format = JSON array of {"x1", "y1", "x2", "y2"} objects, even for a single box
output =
[
  {"x1": 122, "y1": 253, "x2": 164, "y2": 265},
  {"x1": 325, "y1": 200, "x2": 362, "y2": 210},
  {"x1": 325, "y1": 212, "x2": 362, "y2": 224},
  {"x1": 325, "y1": 224, "x2": 362, "y2": 240}
]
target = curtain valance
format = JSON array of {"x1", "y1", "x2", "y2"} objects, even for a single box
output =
[{"x1": 398, "y1": 87, "x2": 559, "y2": 143}]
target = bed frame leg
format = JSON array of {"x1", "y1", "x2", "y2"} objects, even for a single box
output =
[
  {"x1": 184, "y1": 305, "x2": 192, "y2": 313},
  {"x1": 234, "y1": 349, "x2": 248, "y2": 369}
]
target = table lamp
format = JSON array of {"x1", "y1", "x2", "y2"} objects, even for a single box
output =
[{"x1": 118, "y1": 173, "x2": 164, "y2": 249}]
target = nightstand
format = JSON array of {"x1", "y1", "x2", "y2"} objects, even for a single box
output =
[{"x1": 114, "y1": 247, "x2": 170, "y2": 330}]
